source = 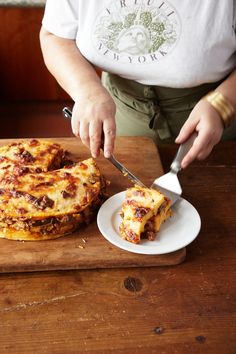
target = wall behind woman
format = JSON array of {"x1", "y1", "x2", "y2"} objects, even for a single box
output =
[
  {"x1": 0, "y1": 5, "x2": 68, "y2": 101},
  {"x1": 0, "y1": 4, "x2": 74, "y2": 138}
]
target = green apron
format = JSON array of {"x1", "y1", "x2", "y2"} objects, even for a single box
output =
[{"x1": 102, "y1": 72, "x2": 236, "y2": 144}]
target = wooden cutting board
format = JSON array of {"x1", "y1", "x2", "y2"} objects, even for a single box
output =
[{"x1": 0, "y1": 137, "x2": 186, "y2": 273}]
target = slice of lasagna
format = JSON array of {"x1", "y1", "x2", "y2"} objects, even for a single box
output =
[
  {"x1": 119, "y1": 186, "x2": 172, "y2": 244},
  {"x1": 0, "y1": 152, "x2": 105, "y2": 240},
  {"x1": 0, "y1": 139, "x2": 64, "y2": 185}
]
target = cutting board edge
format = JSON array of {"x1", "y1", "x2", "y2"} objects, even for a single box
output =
[{"x1": 0, "y1": 248, "x2": 186, "y2": 273}]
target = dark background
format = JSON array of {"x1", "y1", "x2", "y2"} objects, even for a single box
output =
[{"x1": 0, "y1": 6, "x2": 73, "y2": 138}]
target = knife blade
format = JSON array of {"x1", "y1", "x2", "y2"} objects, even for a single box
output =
[{"x1": 62, "y1": 107, "x2": 146, "y2": 187}]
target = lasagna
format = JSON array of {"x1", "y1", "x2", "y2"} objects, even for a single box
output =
[
  {"x1": 119, "y1": 186, "x2": 172, "y2": 244},
  {"x1": 0, "y1": 139, "x2": 106, "y2": 241},
  {"x1": 0, "y1": 139, "x2": 63, "y2": 178}
]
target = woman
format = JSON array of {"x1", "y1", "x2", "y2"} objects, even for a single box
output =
[{"x1": 40, "y1": 0, "x2": 236, "y2": 168}]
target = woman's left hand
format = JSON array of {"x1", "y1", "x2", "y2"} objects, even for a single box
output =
[{"x1": 175, "y1": 98, "x2": 224, "y2": 168}]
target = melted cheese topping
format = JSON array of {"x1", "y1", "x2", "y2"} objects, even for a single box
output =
[
  {"x1": 0, "y1": 139, "x2": 63, "y2": 184},
  {"x1": 0, "y1": 158, "x2": 101, "y2": 219},
  {"x1": 0, "y1": 139, "x2": 63, "y2": 169},
  {"x1": 0, "y1": 139, "x2": 105, "y2": 241}
]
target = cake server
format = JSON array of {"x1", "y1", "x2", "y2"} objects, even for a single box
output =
[
  {"x1": 62, "y1": 107, "x2": 146, "y2": 187},
  {"x1": 151, "y1": 133, "x2": 197, "y2": 205}
]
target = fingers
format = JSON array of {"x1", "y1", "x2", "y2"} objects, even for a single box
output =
[
  {"x1": 88, "y1": 119, "x2": 116, "y2": 158},
  {"x1": 196, "y1": 141, "x2": 213, "y2": 160},
  {"x1": 181, "y1": 133, "x2": 204, "y2": 168},
  {"x1": 89, "y1": 121, "x2": 102, "y2": 158},
  {"x1": 175, "y1": 98, "x2": 225, "y2": 168},
  {"x1": 71, "y1": 111, "x2": 116, "y2": 158},
  {"x1": 79, "y1": 120, "x2": 90, "y2": 149},
  {"x1": 71, "y1": 116, "x2": 80, "y2": 137},
  {"x1": 103, "y1": 119, "x2": 116, "y2": 158},
  {"x1": 181, "y1": 129, "x2": 215, "y2": 168},
  {"x1": 175, "y1": 117, "x2": 196, "y2": 144},
  {"x1": 175, "y1": 115, "x2": 199, "y2": 168},
  {"x1": 80, "y1": 119, "x2": 115, "y2": 158},
  {"x1": 71, "y1": 108, "x2": 91, "y2": 150}
]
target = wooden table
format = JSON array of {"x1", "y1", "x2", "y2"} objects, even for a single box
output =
[{"x1": 0, "y1": 138, "x2": 235, "y2": 354}]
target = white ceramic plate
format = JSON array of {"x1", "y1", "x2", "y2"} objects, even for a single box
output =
[{"x1": 97, "y1": 191, "x2": 201, "y2": 255}]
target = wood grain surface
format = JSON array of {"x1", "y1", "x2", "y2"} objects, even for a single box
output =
[
  {"x1": 0, "y1": 140, "x2": 235, "y2": 354},
  {"x1": 0, "y1": 137, "x2": 186, "y2": 272}
]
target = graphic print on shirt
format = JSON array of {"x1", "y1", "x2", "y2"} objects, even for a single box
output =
[{"x1": 93, "y1": 0, "x2": 181, "y2": 65}]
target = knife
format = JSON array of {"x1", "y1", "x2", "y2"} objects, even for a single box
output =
[{"x1": 62, "y1": 107, "x2": 146, "y2": 187}]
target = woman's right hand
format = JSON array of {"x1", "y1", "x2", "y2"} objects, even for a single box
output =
[
  {"x1": 39, "y1": 29, "x2": 116, "y2": 157},
  {"x1": 39, "y1": 30, "x2": 115, "y2": 157},
  {"x1": 71, "y1": 84, "x2": 116, "y2": 158}
]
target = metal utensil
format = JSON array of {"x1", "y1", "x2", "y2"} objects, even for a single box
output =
[
  {"x1": 62, "y1": 107, "x2": 146, "y2": 187},
  {"x1": 151, "y1": 133, "x2": 197, "y2": 205}
]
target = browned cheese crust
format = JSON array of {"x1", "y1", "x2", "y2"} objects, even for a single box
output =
[{"x1": 0, "y1": 139, "x2": 106, "y2": 241}]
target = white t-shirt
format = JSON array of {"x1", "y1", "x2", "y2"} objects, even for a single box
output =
[{"x1": 42, "y1": 0, "x2": 236, "y2": 88}]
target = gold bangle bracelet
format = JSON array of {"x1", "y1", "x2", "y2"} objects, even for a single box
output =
[{"x1": 205, "y1": 91, "x2": 235, "y2": 128}]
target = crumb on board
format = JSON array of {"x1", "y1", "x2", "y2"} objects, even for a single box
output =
[{"x1": 75, "y1": 244, "x2": 85, "y2": 249}]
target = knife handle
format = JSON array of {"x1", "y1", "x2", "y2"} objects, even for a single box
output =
[
  {"x1": 170, "y1": 132, "x2": 197, "y2": 173},
  {"x1": 63, "y1": 107, "x2": 72, "y2": 119}
]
